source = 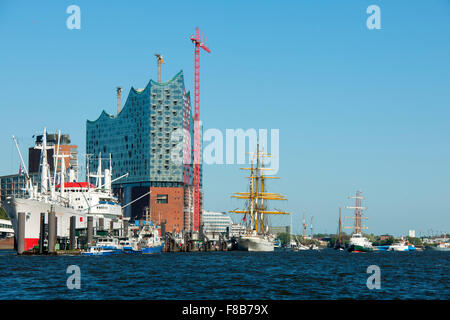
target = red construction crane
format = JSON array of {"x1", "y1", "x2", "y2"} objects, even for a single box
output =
[{"x1": 190, "y1": 27, "x2": 210, "y2": 232}]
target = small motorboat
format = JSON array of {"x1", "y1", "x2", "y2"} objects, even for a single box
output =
[{"x1": 81, "y1": 246, "x2": 120, "y2": 256}]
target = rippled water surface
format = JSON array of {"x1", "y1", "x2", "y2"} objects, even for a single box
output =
[{"x1": 0, "y1": 249, "x2": 448, "y2": 299}]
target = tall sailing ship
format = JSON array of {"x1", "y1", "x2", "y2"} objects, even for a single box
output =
[
  {"x1": 344, "y1": 191, "x2": 373, "y2": 253},
  {"x1": 229, "y1": 144, "x2": 289, "y2": 252}
]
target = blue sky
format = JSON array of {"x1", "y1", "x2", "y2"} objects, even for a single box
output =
[{"x1": 0, "y1": 1, "x2": 449, "y2": 236}]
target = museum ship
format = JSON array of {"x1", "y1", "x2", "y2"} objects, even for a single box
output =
[{"x1": 4, "y1": 128, "x2": 127, "y2": 251}]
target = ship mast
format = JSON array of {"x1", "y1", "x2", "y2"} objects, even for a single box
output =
[
  {"x1": 335, "y1": 206, "x2": 342, "y2": 248},
  {"x1": 338, "y1": 206, "x2": 342, "y2": 244},
  {"x1": 345, "y1": 190, "x2": 368, "y2": 235},
  {"x1": 34, "y1": 128, "x2": 53, "y2": 199},
  {"x1": 229, "y1": 143, "x2": 289, "y2": 235},
  {"x1": 302, "y1": 211, "x2": 307, "y2": 242}
]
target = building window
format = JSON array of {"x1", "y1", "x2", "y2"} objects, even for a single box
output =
[{"x1": 157, "y1": 194, "x2": 168, "y2": 204}]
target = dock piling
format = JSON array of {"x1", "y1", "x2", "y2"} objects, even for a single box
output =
[
  {"x1": 69, "y1": 216, "x2": 76, "y2": 250},
  {"x1": 17, "y1": 212, "x2": 25, "y2": 255},
  {"x1": 39, "y1": 212, "x2": 45, "y2": 254},
  {"x1": 48, "y1": 211, "x2": 56, "y2": 254},
  {"x1": 87, "y1": 216, "x2": 93, "y2": 247},
  {"x1": 123, "y1": 219, "x2": 128, "y2": 238}
]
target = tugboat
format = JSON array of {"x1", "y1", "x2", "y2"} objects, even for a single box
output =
[
  {"x1": 345, "y1": 191, "x2": 373, "y2": 253},
  {"x1": 348, "y1": 233, "x2": 373, "y2": 253},
  {"x1": 229, "y1": 144, "x2": 289, "y2": 252},
  {"x1": 138, "y1": 222, "x2": 164, "y2": 254},
  {"x1": 123, "y1": 208, "x2": 164, "y2": 254}
]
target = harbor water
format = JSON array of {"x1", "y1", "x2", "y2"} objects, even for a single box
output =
[{"x1": 0, "y1": 249, "x2": 448, "y2": 300}]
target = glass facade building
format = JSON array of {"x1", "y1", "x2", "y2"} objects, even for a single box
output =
[
  {"x1": 86, "y1": 71, "x2": 199, "y2": 186},
  {"x1": 86, "y1": 71, "x2": 202, "y2": 224}
]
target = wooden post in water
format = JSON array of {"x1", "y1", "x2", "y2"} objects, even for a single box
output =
[
  {"x1": 87, "y1": 216, "x2": 93, "y2": 247},
  {"x1": 39, "y1": 212, "x2": 45, "y2": 254},
  {"x1": 123, "y1": 220, "x2": 128, "y2": 238},
  {"x1": 17, "y1": 212, "x2": 25, "y2": 255},
  {"x1": 69, "y1": 216, "x2": 76, "y2": 250},
  {"x1": 48, "y1": 210, "x2": 56, "y2": 254}
]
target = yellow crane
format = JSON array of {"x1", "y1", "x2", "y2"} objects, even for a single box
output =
[{"x1": 155, "y1": 54, "x2": 165, "y2": 83}]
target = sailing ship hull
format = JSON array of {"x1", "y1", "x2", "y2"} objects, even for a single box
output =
[{"x1": 237, "y1": 235, "x2": 274, "y2": 252}]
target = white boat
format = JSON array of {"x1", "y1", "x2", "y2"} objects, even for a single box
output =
[
  {"x1": 119, "y1": 238, "x2": 139, "y2": 252},
  {"x1": 96, "y1": 236, "x2": 122, "y2": 251},
  {"x1": 81, "y1": 245, "x2": 119, "y2": 256},
  {"x1": 4, "y1": 128, "x2": 127, "y2": 251},
  {"x1": 429, "y1": 234, "x2": 450, "y2": 251},
  {"x1": 429, "y1": 242, "x2": 450, "y2": 251},
  {"x1": 136, "y1": 221, "x2": 164, "y2": 254},
  {"x1": 389, "y1": 240, "x2": 416, "y2": 252}
]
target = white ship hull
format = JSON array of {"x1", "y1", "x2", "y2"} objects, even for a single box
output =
[
  {"x1": 3, "y1": 197, "x2": 122, "y2": 251},
  {"x1": 389, "y1": 245, "x2": 409, "y2": 251},
  {"x1": 237, "y1": 235, "x2": 274, "y2": 252}
]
